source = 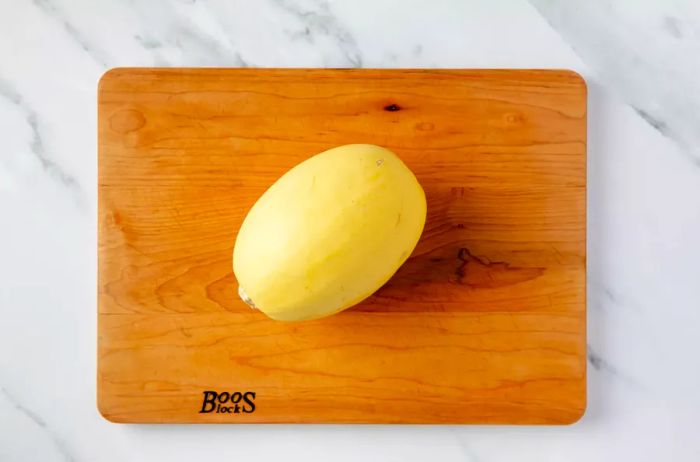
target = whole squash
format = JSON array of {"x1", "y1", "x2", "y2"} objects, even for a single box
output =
[{"x1": 233, "y1": 144, "x2": 426, "y2": 321}]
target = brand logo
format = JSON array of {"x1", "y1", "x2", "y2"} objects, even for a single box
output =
[{"x1": 199, "y1": 391, "x2": 256, "y2": 414}]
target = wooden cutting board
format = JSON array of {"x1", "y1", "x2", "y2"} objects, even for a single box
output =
[{"x1": 98, "y1": 68, "x2": 586, "y2": 424}]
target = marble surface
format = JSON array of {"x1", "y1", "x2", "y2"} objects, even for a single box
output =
[{"x1": 1, "y1": 0, "x2": 699, "y2": 460}]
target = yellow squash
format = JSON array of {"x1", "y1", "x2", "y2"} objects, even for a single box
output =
[{"x1": 233, "y1": 144, "x2": 426, "y2": 321}]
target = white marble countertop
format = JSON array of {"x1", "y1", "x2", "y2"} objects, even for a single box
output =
[{"x1": 2, "y1": 0, "x2": 700, "y2": 460}]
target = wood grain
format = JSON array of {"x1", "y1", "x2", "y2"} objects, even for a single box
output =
[{"x1": 98, "y1": 68, "x2": 586, "y2": 424}]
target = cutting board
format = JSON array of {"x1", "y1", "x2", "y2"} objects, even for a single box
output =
[{"x1": 98, "y1": 68, "x2": 586, "y2": 424}]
